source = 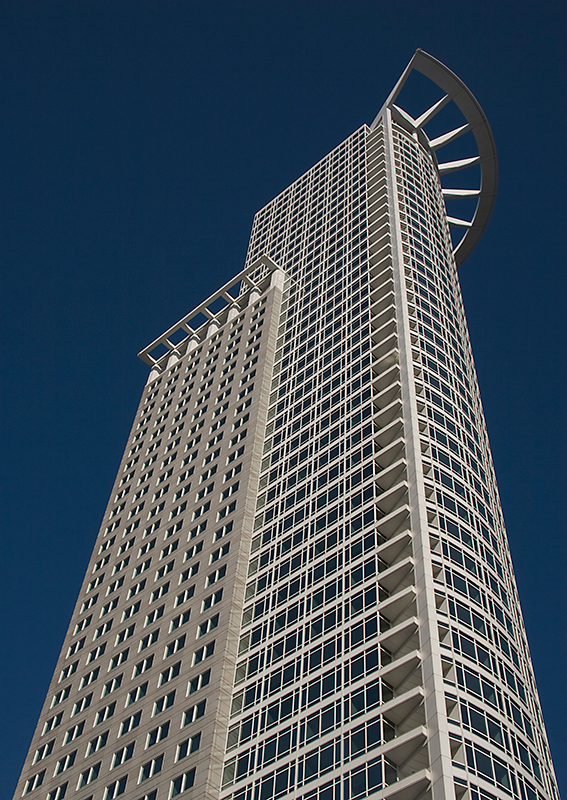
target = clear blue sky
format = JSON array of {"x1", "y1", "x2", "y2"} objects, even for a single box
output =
[{"x1": 1, "y1": 1, "x2": 565, "y2": 795}]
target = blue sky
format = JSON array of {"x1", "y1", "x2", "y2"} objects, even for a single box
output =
[{"x1": 1, "y1": 1, "x2": 565, "y2": 795}]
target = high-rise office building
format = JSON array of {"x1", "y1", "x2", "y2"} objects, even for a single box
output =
[{"x1": 14, "y1": 50, "x2": 558, "y2": 800}]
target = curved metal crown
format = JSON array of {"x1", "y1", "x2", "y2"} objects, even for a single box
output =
[{"x1": 372, "y1": 49, "x2": 498, "y2": 267}]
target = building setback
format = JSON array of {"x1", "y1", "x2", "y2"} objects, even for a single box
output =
[{"x1": 14, "y1": 51, "x2": 559, "y2": 800}]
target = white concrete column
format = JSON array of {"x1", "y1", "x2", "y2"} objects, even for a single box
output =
[
  {"x1": 248, "y1": 289, "x2": 260, "y2": 306},
  {"x1": 147, "y1": 366, "x2": 162, "y2": 384},
  {"x1": 270, "y1": 269, "x2": 285, "y2": 291},
  {"x1": 167, "y1": 350, "x2": 181, "y2": 369},
  {"x1": 187, "y1": 335, "x2": 200, "y2": 353},
  {"x1": 207, "y1": 319, "x2": 220, "y2": 338}
]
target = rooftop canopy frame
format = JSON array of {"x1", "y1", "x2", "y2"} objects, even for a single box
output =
[{"x1": 372, "y1": 49, "x2": 498, "y2": 267}]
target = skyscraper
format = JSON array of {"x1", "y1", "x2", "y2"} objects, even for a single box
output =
[{"x1": 14, "y1": 49, "x2": 558, "y2": 800}]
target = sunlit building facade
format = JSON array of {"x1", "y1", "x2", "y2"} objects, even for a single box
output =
[{"x1": 14, "y1": 51, "x2": 558, "y2": 800}]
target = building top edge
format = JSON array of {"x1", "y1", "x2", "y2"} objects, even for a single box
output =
[
  {"x1": 137, "y1": 255, "x2": 285, "y2": 369},
  {"x1": 373, "y1": 49, "x2": 498, "y2": 267}
]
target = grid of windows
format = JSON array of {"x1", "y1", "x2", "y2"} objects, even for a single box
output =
[
  {"x1": 15, "y1": 281, "x2": 284, "y2": 799},
  {"x1": 14, "y1": 59, "x2": 558, "y2": 800},
  {"x1": 389, "y1": 121, "x2": 554, "y2": 798}
]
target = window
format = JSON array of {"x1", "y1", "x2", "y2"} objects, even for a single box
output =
[
  {"x1": 87, "y1": 731, "x2": 109, "y2": 755},
  {"x1": 134, "y1": 559, "x2": 152, "y2": 577},
  {"x1": 213, "y1": 402, "x2": 228, "y2": 419},
  {"x1": 224, "y1": 463, "x2": 242, "y2": 481},
  {"x1": 94, "y1": 620, "x2": 113, "y2": 639},
  {"x1": 228, "y1": 446, "x2": 246, "y2": 463},
  {"x1": 133, "y1": 655, "x2": 154, "y2": 678},
  {"x1": 33, "y1": 740, "x2": 54, "y2": 763},
  {"x1": 165, "y1": 634, "x2": 186, "y2": 657},
  {"x1": 203, "y1": 448, "x2": 220, "y2": 465},
  {"x1": 145, "y1": 606, "x2": 165, "y2": 627},
  {"x1": 220, "y1": 482, "x2": 239, "y2": 501},
  {"x1": 113, "y1": 557, "x2": 130, "y2": 574},
  {"x1": 127, "y1": 682, "x2": 148, "y2": 705},
  {"x1": 170, "y1": 610, "x2": 190, "y2": 631},
  {"x1": 118, "y1": 537, "x2": 135, "y2": 555},
  {"x1": 107, "y1": 577, "x2": 124, "y2": 594},
  {"x1": 206, "y1": 566, "x2": 226, "y2": 586},
  {"x1": 122, "y1": 601, "x2": 141, "y2": 621},
  {"x1": 217, "y1": 500, "x2": 236, "y2": 522},
  {"x1": 102, "y1": 675, "x2": 123, "y2": 696},
  {"x1": 175, "y1": 586, "x2": 195, "y2": 607},
  {"x1": 138, "y1": 469, "x2": 154, "y2": 486},
  {"x1": 109, "y1": 649, "x2": 129, "y2": 670},
  {"x1": 232, "y1": 414, "x2": 249, "y2": 431},
  {"x1": 59, "y1": 661, "x2": 78, "y2": 682},
  {"x1": 229, "y1": 431, "x2": 246, "y2": 447},
  {"x1": 42, "y1": 713, "x2": 62, "y2": 734},
  {"x1": 72, "y1": 693, "x2": 92, "y2": 716},
  {"x1": 184, "y1": 541, "x2": 203, "y2": 561},
  {"x1": 24, "y1": 772, "x2": 45, "y2": 794},
  {"x1": 51, "y1": 686, "x2": 71, "y2": 706},
  {"x1": 138, "y1": 540, "x2": 156, "y2": 557},
  {"x1": 129, "y1": 503, "x2": 145, "y2": 520},
  {"x1": 183, "y1": 699, "x2": 207, "y2": 726},
  {"x1": 67, "y1": 637, "x2": 85, "y2": 657},
  {"x1": 94, "y1": 703, "x2": 116, "y2": 725},
  {"x1": 139, "y1": 630, "x2": 160, "y2": 651},
  {"x1": 63, "y1": 721, "x2": 84, "y2": 744},
  {"x1": 160, "y1": 661, "x2": 181, "y2": 685},
  {"x1": 207, "y1": 433, "x2": 223, "y2": 449},
  {"x1": 213, "y1": 521, "x2": 233, "y2": 542},
  {"x1": 80, "y1": 669, "x2": 100, "y2": 689},
  {"x1": 46, "y1": 784, "x2": 68, "y2": 800},
  {"x1": 148, "y1": 500, "x2": 165, "y2": 518},
  {"x1": 156, "y1": 560, "x2": 175, "y2": 580},
  {"x1": 151, "y1": 582, "x2": 170, "y2": 602},
  {"x1": 119, "y1": 711, "x2": 142, "y2": 736},
  {"x1": 112, "y1": 742, "x2": 135, "y2": 768},
  {"x1": 104, "y1": 776, "x2": 128, "y2": 800},
  {"x1": 74, "y1": 614, "x2": 92, "y2": 634},
  {"x1": 81, "y1": 594, "x2": 98, "y2": 612},
  {"x1": 161, "y1": 540, "x2": 179, "y2": 559},
  {"x1": 177, "y1": 733, "x2": 201, "y2": 760},
  {"x1": 144, "y1": 523, "x2": 161, "y2": 543},
  {"x1": 193, "y1": 641, "x2": 215, "y2": 665},
  {"x1": 158, "y1": 472, "x2": 174, "y2": 492},
  {"x1": 146, "y1": 721, "x2": 170, "y2": 747},
  {"x1": 200, "y1": 466, "x2": 217, "y2": 483},
  {"x1": 153, "y1": 691, "x2": 176, "y2": 716},
  {"x1": 235, "y1": 396, "x2": 252, "y2": 414},
  {"x1": 210, "y1": 416, "x2": 226, "y2": 432},
  {"x1": 182, "y1": 449, "x2": 199, "y2": 467},
  {"x1": 202, "y1": 589, "x2": 223, "y2": 611},
  {"x1": 188, "y1": 670, "x2": 210, "y2": 695},
  {"x1": 78, "y1": 762, "x2": 101, "y2": 788},
  {"x1": 116, "y1": 625, "x2": 135, "y2": 645},
  {"x1": 140, "y1": 755, "x2": 164, "y2": 781},
  {"x1": 153, "y1": 484, "x2": 169, "y2": 501},
  {"x1": 197, "y1": 614, "x2": 219, "y2": 637},
  {"x1": 87, "y1": 643, "x2": 107, "y2": 663},
  {"x1": 210, "y1": 543, "x2": 230, "y2": 563},
  {"x1": 196, "y1": 482, "x2": 214, "y2": 501},
  {"x1": 180, "y1": 563, "x2": 199, "y2": 583},
  {"x1": 54, "y1": 750, "x2": 76, "y2": 774},
  {"x1": 101, "y1": 598, "x2": 119, "y2": 616},
  {"x1": 166, "y1": 520, "x2": 184, "y2": 539}
]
